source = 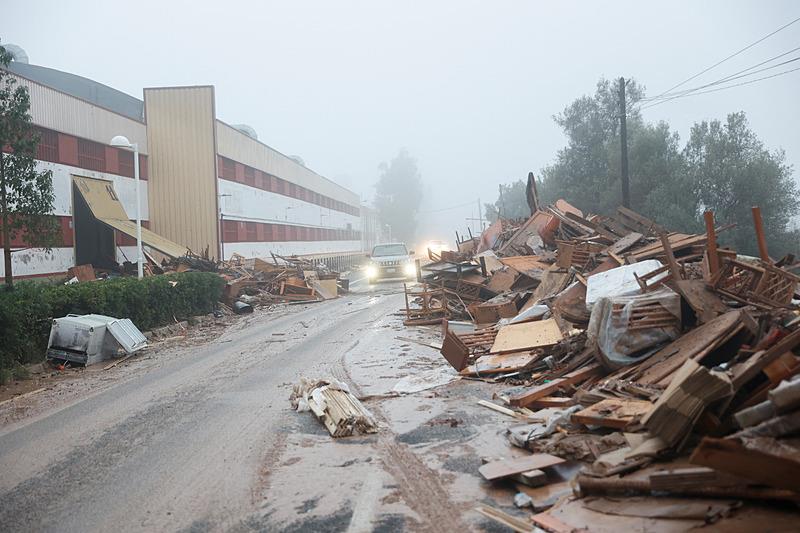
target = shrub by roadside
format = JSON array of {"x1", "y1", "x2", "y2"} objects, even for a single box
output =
[{"x1": 0, "y1": 272, "x2": 224, "y2": 377}]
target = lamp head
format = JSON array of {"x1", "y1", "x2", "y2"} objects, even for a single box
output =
[{"x1": 110, "y1": 135, "x2": 132, "y2": 148}]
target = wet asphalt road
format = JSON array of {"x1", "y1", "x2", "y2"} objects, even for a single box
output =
[{"x1": 0, "y1": 278, "x2": 511, "y2": 532}]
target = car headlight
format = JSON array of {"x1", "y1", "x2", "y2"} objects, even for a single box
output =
[
  {"x1": 404, "y1": 262, "x2": 416, "y2": 276},
  {"x1": 365, "y1": 265, "x2": 378, "y2": 278}
]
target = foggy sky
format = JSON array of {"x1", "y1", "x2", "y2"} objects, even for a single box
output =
[{"x1": 3, "y1": 1, "x2": 798, "y2": 242}]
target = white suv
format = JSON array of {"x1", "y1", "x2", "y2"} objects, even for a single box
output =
[{"x1": 365, "y1": 243, "x2": 416, "y2": 281}]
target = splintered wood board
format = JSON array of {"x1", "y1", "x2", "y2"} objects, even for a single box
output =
[
  {"x1": 571, "y1": 398, "x2": 653, "y2": 429},
  {"x1": 490, "y1": 318, "x2": 563, "y2": 354},
  {"x1": 479, "y1": 453, "x2": 565, "y2": 481},
  {"x1": 461, "y1": 352, "x2": 537, "y2": 376}
]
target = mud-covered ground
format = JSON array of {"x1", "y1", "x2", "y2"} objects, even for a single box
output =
[{"x1": 0, "y1": 279, "x2": 529, "y2": 532}]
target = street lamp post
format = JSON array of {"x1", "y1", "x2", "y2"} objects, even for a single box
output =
[{"x1": 110, "y1": 135, "x2": 143, "y2": 278}]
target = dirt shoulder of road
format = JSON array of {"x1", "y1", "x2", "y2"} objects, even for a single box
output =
[{"x1": 0, "y1": 302, "x2": 309, "y2": 429}]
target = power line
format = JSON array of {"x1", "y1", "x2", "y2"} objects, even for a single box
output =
[
  {"x1": 638, "y1": 53, "x2": 800, "y2": 106},
  {"x1": 647, "y1": 15, "x2": 800, "y2": 102},
  {"x1": 639, "y1": 45, "x2": 800, "y2": 103},
  {"x1": 639, "y1": 65, "x2": 800, "y2": 110}
]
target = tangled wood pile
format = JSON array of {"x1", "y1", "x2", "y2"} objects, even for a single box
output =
[
  {"x1": 162, "y1": 252, "x2": 346, "y2": 312},
  {"x1": 405, "y1": 200, "x2": 800, "y2": 531}
]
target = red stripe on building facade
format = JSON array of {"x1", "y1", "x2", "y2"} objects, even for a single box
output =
[
  {"x1": 33, "y1": 126, "x2": 148, "y2": 180},
  {"x1": 221, "y1": 219, "x2": 360, "y2": 243},
  {"x1": 217, "y1": 155, "x2": 358, "y2": 217}
]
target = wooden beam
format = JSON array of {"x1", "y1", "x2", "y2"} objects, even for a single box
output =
[
  {"x1": 659, "y1": 232, "x2": 682, "y2": 282},
  {"x1": 509, "y1": 364, "x2": 600, "y2": 407},
  {"x1": 704, "y1": 211, "x2": 720, "y2": 276},
  {"x1": 751, "y1": 206, "x2": 770, "y2": 262},
  {"x1": 690, "y1": 437, "x2": 800, "y2": 492}
]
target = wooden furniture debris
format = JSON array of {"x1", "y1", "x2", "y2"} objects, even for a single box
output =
[
  {"x1": 571, "y1": 398, "x2": 653, "y2": 429},
  {"x1": 403, "y1": 283, "x2": 449, "y2": 325},
  {"x1": 490, "y1": 318, "x2": 563, "y2": 354},
  {"x1": 509, "y1": 365, "x2": 601, "y2": 407},
  {"x1": 479, "y1": 453, "x2": 565, "y2": 481}
]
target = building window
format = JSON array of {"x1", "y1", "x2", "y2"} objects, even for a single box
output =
[
  {"x1": 35, "y1": 128, "x2": 59, "y2": 162},
  {"x1": 221, "y1": 157, "x2": 236, "y2": 180},
  {"x1": 223, "y1": 220, "x2": 238, "y2": 242},
  {"x1": 276, "y1": 224, "x2": 286, "y2": 241},
  {"x1": 77, "y1": 138, "x2": 105, "y2": 171},
  {"x1": 244, "y1": 166, "x2": 256, "y2": 187},
  {"x1": 118, "y1": 149, "x2": 134, "y2": 178},
  {"x1": 245, "y1": 222, "x2": 257, "y2": 241}
]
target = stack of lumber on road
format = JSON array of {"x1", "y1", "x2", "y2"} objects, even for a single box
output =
[
  {"x1": 399, "y1": 199, "x2": 800, "y2": 531},
  {"x1": 290, "y1": 378, "x2": 378, "y2": 437}
]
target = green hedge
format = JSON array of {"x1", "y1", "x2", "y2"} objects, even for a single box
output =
[{"x1": 0, "y1": 272, "x2": 224, "y2": 371}]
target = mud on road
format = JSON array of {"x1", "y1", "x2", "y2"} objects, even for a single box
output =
[{"x1": 0, "y1": 280, "x2": 518, "y2": 532}]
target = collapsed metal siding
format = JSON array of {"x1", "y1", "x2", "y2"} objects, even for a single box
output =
[
  {"x1": 144, "y1": 86, "x2": 219, "y2": 258},
  {"x1": 215, "y1": 121, "x2": 360, "y2": 208},
  {"x1": 9, "y1": 72, "x2": 148, "y2": 153}
]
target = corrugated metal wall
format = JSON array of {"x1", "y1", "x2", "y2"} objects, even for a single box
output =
[
  {"x1": 11, "y1": 73, "x2": 148, "y2": 153},
  {"x1": 144, "y1": 86, "x2": 219, "y2": 258},
  {"x1": 216, "y1": 121, "x2": 359, "y2": 207}
]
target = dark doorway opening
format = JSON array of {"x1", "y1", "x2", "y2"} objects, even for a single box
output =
[{"x1": 73, "y1": 182, "x2": 116, "y2": 268}]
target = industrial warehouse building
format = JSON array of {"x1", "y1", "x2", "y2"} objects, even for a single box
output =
[{"x1": 1, "y1": 53, "x2": 376, "y2": 279}]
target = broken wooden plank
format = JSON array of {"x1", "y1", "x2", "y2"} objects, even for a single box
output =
[
  {"x1": 509, "y1": 364, "x2": 600, "y2": 408},
  {"x1": 527, "y1": 396, "x2": 576, "y2": 409},
  {"x1": 476, "y1": 400, "x2": 540, "y2": 421},
  {"x1": 648, "y1": 467, "x2": 727, "y2": 491},
  {"x1": 673, "y1": 279, "x2": 728, "y2": 324},
  {"x1": 605, "y1": 231, "x2": 643, "y2": 257},
  {"x1": 479, "y1": 453, "x2": 565, "y2": 481},
  {"x1": 704, "y1": 211, "x2": 720, "y2": 277},
  {"x1": 440, "y1": 326, "x2": 470, "y2": 371},
  {"x1": 490, "y1": 318, "x2": 563, "y2": 354},
  {"x1": 474, "y1": 505, "x2": 534, "y2": 533},
  {"x1": 530, "y1": 510, "x2": 573, "y2": 533},
  {"x1": 571, "y1": 398, "x2": 652, "y2": 430},
  {"x1": 690, "y1": 436, "x2": 800, "y2": 492},
  {"x1": 731, "y1": 328, "x2": 800, "y2": 389}
]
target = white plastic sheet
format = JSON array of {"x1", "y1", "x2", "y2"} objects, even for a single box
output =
[{"x1": 585, "y1": 259, "x2": 666, "y2": 309}]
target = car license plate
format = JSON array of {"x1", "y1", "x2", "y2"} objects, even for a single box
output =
[{"x1": 386, "y1": 268, "x2": 396, "y2": 273}]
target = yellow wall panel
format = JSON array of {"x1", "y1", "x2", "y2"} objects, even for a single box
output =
[{"x1": 144, "y1": 86, "x2": 219, "y2": 258}]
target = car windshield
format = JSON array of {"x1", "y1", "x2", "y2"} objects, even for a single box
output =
[{"x1": 372, "y1": 244, "x2": 407, "y2": 257}]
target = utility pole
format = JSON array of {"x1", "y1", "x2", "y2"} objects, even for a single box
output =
[
  {"x1": 619, "y1": 77, "x2": 631, "y2": 209},
  {"x1": 498, "y1": 184, "x2": 506, "y2": 219}
]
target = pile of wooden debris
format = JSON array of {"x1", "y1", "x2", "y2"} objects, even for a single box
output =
[
  {"x1": 213, "y1": 253, "x2": 346, "y2": 312},
  {"x1": 406, "y1": 200, "x2": 800, "y2": 531}
]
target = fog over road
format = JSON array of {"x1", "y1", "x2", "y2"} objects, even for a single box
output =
[{"x1": 0, "y1": 280, "x2": 510, "y2": 532}]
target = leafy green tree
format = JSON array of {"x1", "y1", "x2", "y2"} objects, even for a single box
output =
[
  {"x1": 484, "y1": 180, "x2": 530, "y2": 222},
  {"x1": 0, "y1": 43, "x2": 57, "y2": 288},
  {"x1": 374, "y1": 149, "x2": 423, "y2": 243},
  {"x1": 684, "y1": 112, "x2": 798, "y2": 257}
]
